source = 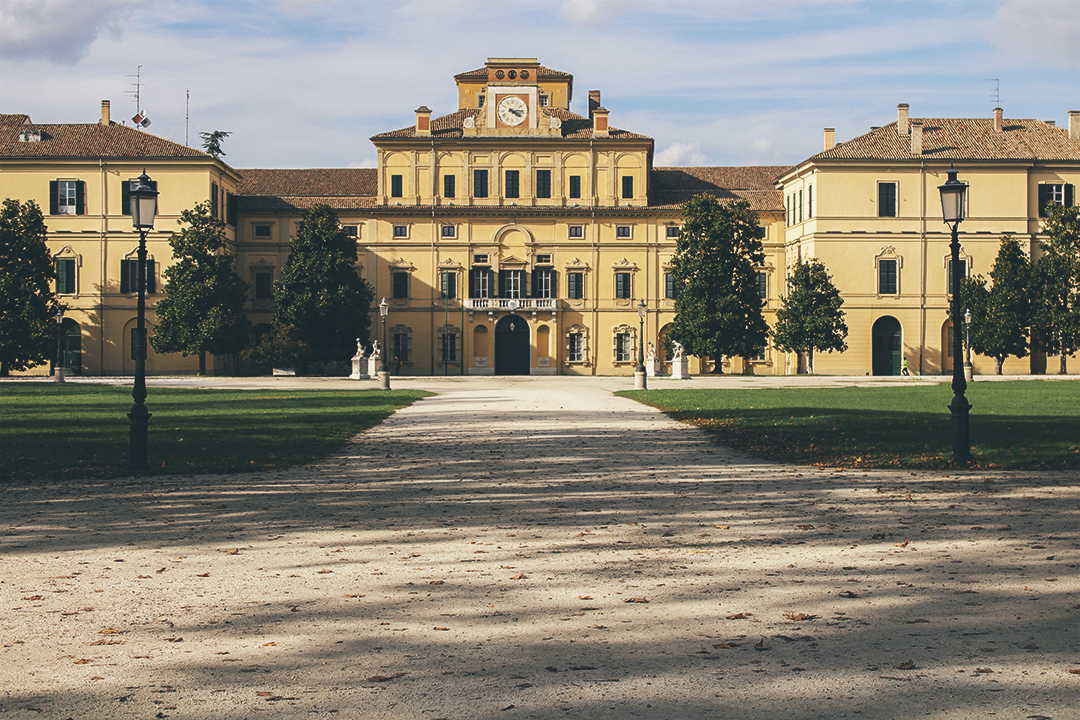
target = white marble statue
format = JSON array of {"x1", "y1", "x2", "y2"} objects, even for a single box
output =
[
  {"x1": 672, "y1": 340, "x2": 684, "y2": 359},
  {"x1": 646, "y1": 342, "x2": 656, "y2": 361},
  {"x1": 370, "y1": 339, "x2": 382, "y2": 361}
]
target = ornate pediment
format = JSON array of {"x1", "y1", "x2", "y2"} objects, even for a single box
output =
[
  {"x1": 389, "y1": 257, "x2": 416, "y2": 270},
  {"x1": 611, "y1": 257, "x2": 638, "y2": 271},
  {"x1": 564, "y1": 257, "x2": 590, "y2": 270},
  {"x1": 499, "y1": 254, "x2": 527, "y2": 267}
]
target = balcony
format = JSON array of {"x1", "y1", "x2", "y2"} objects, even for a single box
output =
[{"x1": 463, "y1": 298, "x2": 558, "y2": 312}]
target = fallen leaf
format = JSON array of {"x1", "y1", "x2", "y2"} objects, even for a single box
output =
[
  {"x1": 754, "y1": 638, "x2": 769, "y2": 651},
  {"x1": 896, "y1": 659, "x2": 915, "y2": 669},
  {"x1": 838, "y1": 591, "x2": 859, "y2": 598},
  {"x1": 712, "y1": 642, "x2": 742, "y2": 649},
  {"x1": 316, "y1": 570, "x2": 333, "y2": 574},
  {"x1": 624, "y1": 598, "x2": 649, "y2": 604},
  {"x1": 155, "y1": 568, "x2": 166, "y2": 574},
  {"x1": 1068, "y1": 669, "x2": 1080, "y2": 675},
  {"x1": 98, "y1": 629, "x2": 121, "y2": 635},
  {"x1": 783, "y1": 612, "x2": 817, "y2": 621},
  {"x1": 796, "y1": 524, "x2": 814, "y2": 530},
  {"x1": 895, "y1": 540, "x2": 910, "y2": 548},
  {"x1": 256, "y1": 691, "x2": 275, "y2": 697},
  {"x1": 22, "y1": 595, "x2": 43, "y2": 601},
  {"x1": 578, "y1": 595, "x2": 592, "y2": 600},
  {"x1": 428, "y1": 581, "x2": 444, "y2": 586},
  {"x1": 227, "y1": 549, "x2": 239, "y2": 555},
  {"x1": 165, "y1": 637, "x2": 183, "y2": 643},
  {"x1": 974, "y1": 667, "x2": 994, "y2": 675},
  {"x1": 262, "y1": 642, "x2": 276, "y2": 646},
  {"x1": 366, "y1": 672, "x2": 405, "y2": 682},
  {"x1": 196, "y1": 573, "x2": 210, "y2": 578},
  {"x1": 511, "y1": 574, "x2": 528, "y2": 581},
  {"x1": 433, "y1": 627, "x2": 450, "y2": 631},
  {"x1": 727, "y1": 612, "x2": 752, "y2": 620}
]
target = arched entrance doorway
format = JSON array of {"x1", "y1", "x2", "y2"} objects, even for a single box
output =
[
  {"x1": 495, "y1": 314, "x2": 530, "y2": 375},
  {"x1": 60, "y1": 319, "x2": 81, "y2": 375},
  {"x1": 872, "y1": 316, "x2": 902, "y2": 376}
]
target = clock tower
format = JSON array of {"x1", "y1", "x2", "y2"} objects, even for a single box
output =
[{"x1": 485, "y1": 58, "x2": 541, "y2": 132}]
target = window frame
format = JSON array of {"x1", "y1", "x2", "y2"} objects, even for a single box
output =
[
  {"x1": 392, "y1": 270, "x2": 410, "y2": 299},
  {"x1": 615, "y1": 332, "x2": 633, "y2": 363},
  {"x1": 56, "y1": 258, "x2": 77, "y2": 294},
  {"x1": 569, "y1": 175, "x2": 581, "y2": 199},
  {"x1": 568, "y1": 224, "x2": 584, "y2": 239},
  {"x1": 390, "y1": 174, "x2": 403, "y2": 198},
  {"x1": 567, "y1": 271, "x2": 585, "y2": 299},
  {"x1": 615, "y1": 225, "x2": 631, "y2": 239},
  {"x1": 568, "y1": 332, "x2": 584, "y2": 362},
  {"x1": 392, "y1": 224, "x2": 409, "y2": 239},
  {"x1": 878, "y1": 258, "x2": 898, "y2": 295},
  {"x1": 505, "y1": 170, "x2": 520, "y2": 199},
  {"x1": 536, "y1": 169, "x2": 552, "y2": 199},
  {"x1": 443, "y1": 174, "x2": 456, "y2": 199},
  {"x1": 1038, "y1": 182, "x2": 1074, "y2": 217},
  {"x1": 615, "y1": 271, "x2": 632, "y2": 299},
  {"x1": 473, "y1": 169, "x2": 489, "y2": 198},
  {"x1": 621, "y1": 175, "x2": 634, "y2": 200},
  {"x1": 253, "y1": 269, "x2": 273, "y2": 301},
  {"x1": 441, "y1": 224, "x2": 456, "y2": 238},
  {"x1": 440, "y1": 270, "x2": 457, "y2": 299},
  {"x1": 878, "y1": 181, "x2": 898, "y2": 218},
  {"x1": 665, "y1": 271, "x2": 677, "y2": 300}
]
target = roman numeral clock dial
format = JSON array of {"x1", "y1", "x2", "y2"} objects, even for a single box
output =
[{"x1": 497, "y1": 96, "x2": 528, "y2": 127}]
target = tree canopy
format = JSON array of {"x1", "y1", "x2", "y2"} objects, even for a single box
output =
[
  {"x1": 772, "y1": 259, "x2": 848, "y2": 373},
  {"x1": 199, "y1": 130, "x2": 231, "y2": 159},
  {"x1": 272, "y1": 204, "x2": 373, "y2": 372},
  {"x1": 149, "y1": 201, "x2": 250, "y2": 374},
  {"x1": 1032, "y1": 203, "x2": 1080, "y2": 374},
  {"x1": 956, "y1": 235, "x2": 1032, "y2": 375},
  {"x1": 668, "y1": 195, "x2": 768, "y2": 371},
  {"x1": 0, "y1": 199, "x2": 57, "y2": 376}
]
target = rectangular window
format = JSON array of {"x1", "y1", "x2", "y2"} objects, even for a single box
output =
[
  {"x1": 474, "y1": 254, "x2": 489, "y2": 265},
  {"x1": 569, "y1": 175, "x2": 581, "y2": 199},
  {"x1": 878, "y1": 182, "x2": 898, "y2": 217},
  {"x1": 478, "y1": 95, "x2": 485, "y2": 108},
  {"x1": 211, "y1": 182, "x2": 219, "y2": 217},
  {"x1": 392, "y1": 271, "x2": 409, "y2": 299},
  {"x1": 616, "y1": 225, "x2": 631, "y2": 238},
  {"x1": 393, "y1": 224, "x2": 408, "y2": 238},
  {"x1": 440, "y1": 271, "x2": 457, "y2": 299},
  {"x1": 536, "y1": 169, "x2": 552, "y2": 199},
  {"x1": 756, "y1": 271, "x2": 768, "y2": 300},
  {"x1": 798, "y1": 189, "x2": 803, "y2": 223},
  {"x1": 787, "y1": 194, "x2": 793, "y2": 225},
  {"x1": 393, "y1": 333, "x2": 409, "y2": 363},
  {"x1": 568, "y1": 225, "x2": 584, "y2": 238},
  {"x1": 539, "y1": 95, "x2": 549, "y2": 107},
  {"x1": 472, "y1": 268, "x2": 491, "y2": 299},
  {"x1": 616, "y1": 333, "x2": 632, "y2": 362},
  {"x1": 226, "y1": 192, "x2": 237, "y2": 227},
  {"x1": 948, "y1": 258, "x2": 966, "y2": 295},
  {"x1": 879, "y1": 258, "x2": 898, "y2": 295},
  {"x1": 474, "y1": 169, "x2": 489, "y2": 198},
  {"x1": 56, "y1": 258, "x2": 76, "y2": 294},
  {"x1": 51, "y1": 180, "x2": 83, "y2": 215},
  {"x1": 440, "y1": 332, "x2": 457, "y2": 362},
  {"x1": 441, "y1": 224, "x2": 456, "y2": 238},
  {"x1": 808, "y1": 185, "x2": 813, "y2": 219},
  {"x1": 615, "y1": 272, "x2": 632, "y2": 299},
  {"x1": 120, "y1": 258, "x2": 156, "y2": 294},
  {"x1": 342, "y1": 225, "x2": 358, "y2": 238},
  {"x1": 534, "y1": 268, "x2": 554, "y2": 299},
  {"x1": 947, "y1": 326, "x2": 955, "y2": 358},
  {"x1": 666, "y1": 226, "x2": 680, "y2": 238},
  {"x1": 443, "y1": 174, "x2": 455, "y2": 199},
  {"x1": 390, "y1": 174, "x2": 403, "y2": 198},
  {"x1": 1038, "y1": 183, "x2": 1074, "y2": 217},
  {"x1": 253, "y1": 224, "x2": 272, "y2": 238},
  {"x1": 535, "y1": 254, "x2": 552, "y2": 264},
  {"x1": 254, "y1": 270, "x2": 273, "y2": 300},
  {"x1": 567, "y1": 271, "x2": 584, "y2": 299},
  {"x1": 665, "y1": 271, "x2": 677, "y2": 300},
  {"x1": 502, "y1": 269, "x2": 523, "y2": 299},
  {"x1": 505, "y1": 170, "x2": 520, "y2": 199},
  {"x1": 568, "y1": 333, "x2": 584, "y2": 362},
  {"x1": 621, "y1": 175, "x2": 634, "y2": 199}
]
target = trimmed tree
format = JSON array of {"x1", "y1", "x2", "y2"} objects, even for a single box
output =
[
  {"x1": 150, "y1": 201, "x2": 250, "y2": 375},
  {"x1": 957, "y1": 235, "x2": 1032, "y2": 375},
  {"x1": 272, "y1": 204, "x2": 373, "y2": 373},
  {"x1": 200, "y1": 130, "x2": 231, "y2": 159},
  {"x1": 1032, "y1": 203, "x2": 1080, "y2": 374},
  {"x1": 0, "y1": 199, "x2": 57, "y2": 376},
  {"x1": 773, "y1": 259, "x2": 848, "y2": 373},
  {"x1": 668, "y1": 195, "x2": 768, "y2": 372}
]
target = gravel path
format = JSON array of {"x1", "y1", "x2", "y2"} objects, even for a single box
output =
[{"x1": 1, "y1": 377, "x2": 1077, "y2": 719}]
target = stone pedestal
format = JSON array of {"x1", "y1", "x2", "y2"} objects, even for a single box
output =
[
  {"x1": 645, "y1": 356, "x2": 660, "y2": 377},
  {"x1": 671, "y1": 357, "x2": 689, "y2": 379},
  {"x1": 368, "y1": 355, "x2": 381, "y2": 378},
  {"x1": 350, "y1": 353, "x2": 369, "y2": 380}
]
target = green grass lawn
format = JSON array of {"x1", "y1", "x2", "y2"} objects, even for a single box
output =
[
  {"x1": 620, "y1": 380, "x2": 1079, "y2": 469},
  {"x1": 0, "y1": 383, "x2": 429, "y2": 480}
]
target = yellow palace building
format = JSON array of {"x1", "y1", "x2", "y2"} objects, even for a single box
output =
[{"x1": 1, "y1": 59, "x2": 1077, "y2": 377}]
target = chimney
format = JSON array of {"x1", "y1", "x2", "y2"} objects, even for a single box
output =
[
  {"x1": 897, "y1": 103, "x2": 910, "y2": 136},
  {"x1": 1070, "y1": 110, "x2": 1079, "y2": 141},
  {"x1": 824, "y1": 128, "x2": 835, "y2": 150},
  {"x1": 993, "y1": 107, "x2": 1003, "y2": 133},
  {"x1": 910, "y1": 120, "x2": 923, "y2": 155},
  {"x1": 101, "y1": 100, "x2": 111, "y2": 125},
  {"x1": 415, "y1": 106, "x2": 431, "y2": 136},
  {"x1": 592, "y1": 106, "x2": 609, "y2": 137},
  {"x1": 588, "y1": 90, "x2": 601, "y2": 119}
]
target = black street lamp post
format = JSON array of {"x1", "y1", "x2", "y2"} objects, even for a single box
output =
[
  {"x1": 129, "y1": 171, "x2": 158, "y2": 468},
  {"x1": 379, "y1": 297, "x2": 390, "y2": 390},
  {"x1": 635, "y1": 299, "x2": 647, "y2": 390},
  {"x1": 53, "y1": 306, "x2": 65, "y2": 383},
  {"x1": 939, "y1": 165, "x2": 972, "y2": 463}
]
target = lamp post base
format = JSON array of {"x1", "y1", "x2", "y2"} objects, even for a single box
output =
[
  {"x1": 128, "y1": 404, "x2": 151, "y2": 468},
  {"x1": 53, "y1": 367, "x2": 65, "y2": 383},
  {"x1": 378, "y1": 370, "x2": 391, "y2": 391},
  {"x1": 964, "y1": 363, "x2": 973, "y2": 382},
  {"x1": 949, "y1": 395, "x2": 972, "y2": 464},
  {"x1": 634, "y1": 369, "x2": 647, "y2": 390}
]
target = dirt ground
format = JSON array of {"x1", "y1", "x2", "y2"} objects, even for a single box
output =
[{"x1": 1, "y1": 377, "x2": 1077, "y2": 719}]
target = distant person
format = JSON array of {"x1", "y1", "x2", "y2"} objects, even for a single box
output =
[
  {"x1": 394, "y1": 355, "x2": 401, "y2": 375},
  {"x1": 901, "y1": 357, "x2": 910, "y2": 376}
]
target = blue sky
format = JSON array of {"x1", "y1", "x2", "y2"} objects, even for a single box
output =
[{"x1": 1, "y1": 0, "x2": 1077, "y2": 170}]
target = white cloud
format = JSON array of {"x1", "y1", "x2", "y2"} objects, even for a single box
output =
[
  {"x1": 989, "y1": 0, "x2": 1080, "y2": 65},
  {"x1": 0, "y1": 0, "x2": 134, "y2": 63},
  {"x1": 560, "y1": 0, "x2": 632, "y2": 26},
  {"x1": 655, "y1": 141, "x2": 706, "y2": 166}
]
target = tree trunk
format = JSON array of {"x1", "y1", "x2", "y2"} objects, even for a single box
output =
[
  {"x1": 808, "y1": 348, "x2": 815, "y2": 375},
  {"x1": 995, "y1": 355, "x2": 1004, "y2": 375},
  {"x1": 1060, "y1": 338, "x2": 1068, "y2": 375},
  {"x1": 198, "y1": 351, "x2": 207, "y2": 376},
  {"x1": 0, "y1": 361, "x2": 8, "y2": 377}
]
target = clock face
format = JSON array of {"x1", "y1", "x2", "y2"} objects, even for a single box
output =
[{"x1": 497, "y1": 96, "x2": 528, "y2": 127}]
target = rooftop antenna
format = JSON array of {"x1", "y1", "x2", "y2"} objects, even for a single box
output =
[
  {"x1": 987, "y1": 78, "x2": 1000, "y2": 108},
  {"x1": 125, "y1": 66, "x2": 152, "y2": 129},
  {"x1": 185, "y1": 89, "x2": 190, "y2": 146}
]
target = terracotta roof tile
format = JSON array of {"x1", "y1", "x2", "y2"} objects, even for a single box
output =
[
  {"x1": 453, "y1": 65, "x2": 573, "y2": 80},
  {"x1": 238, "y1": 168, "x2": 377, "y2": 197},
  {"x1": 0, "y1": 113, "x2": 209, "y2": 159},
  {"x1": 237, "y1": 195, "x2": 376, "y2": 212},
  {"x1": 815, "y1": 118, "x2": 1080, "y2": 161},
  {"x1": 649, "y1": 166, "x2": 789, "y2": 212}
]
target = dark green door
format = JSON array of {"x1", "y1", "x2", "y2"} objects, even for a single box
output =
[
  {"x1": 495, "y1": 315, "x2": 530, "y2": 375},
  {"x1": 872, "y1": 316, "x2": 902, "y2": 376},
  {"x1": 61, "y1": 320, "x2": 81, "y2": 375}
]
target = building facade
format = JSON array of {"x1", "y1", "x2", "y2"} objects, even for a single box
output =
[{"x1": 2, "y1": 60, "x2": 1077, "y2": 377}]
